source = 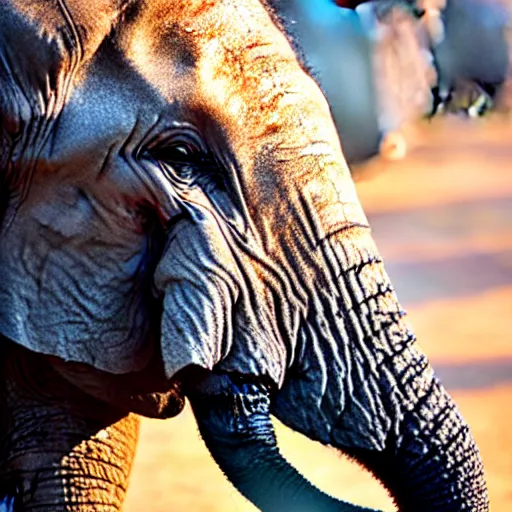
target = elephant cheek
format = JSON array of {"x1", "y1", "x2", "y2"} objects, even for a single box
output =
[{"x1": 154, "y1": 215, "x2": 239, "y2": 379}]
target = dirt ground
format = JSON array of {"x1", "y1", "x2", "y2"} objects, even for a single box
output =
[{"x1": 124, "y1": 116, "x2": 512, "y2": 511}]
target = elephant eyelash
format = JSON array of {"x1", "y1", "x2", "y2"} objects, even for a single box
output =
[
  {"x1": 142, "y1": 123, "x2": 207, "y2": 165},
  {"x1": 144, "y1": 129, "x2": 227, "y2": 191}
]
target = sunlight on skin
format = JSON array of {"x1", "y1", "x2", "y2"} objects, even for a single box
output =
[
  {"x1": 125, "y1": 117, "x2": 511, "y2": 512},
  {"x1": 454, "y1": 386, "x2": 512, "y2": 512}
]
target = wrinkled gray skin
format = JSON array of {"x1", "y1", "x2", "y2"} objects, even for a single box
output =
[{"x1": 0, "y1": 1, "x2": 489, "y2": 511}]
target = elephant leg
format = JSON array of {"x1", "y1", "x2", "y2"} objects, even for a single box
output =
[{"x1": 0, "y1": 340, "x2": 139, "y2": 511}]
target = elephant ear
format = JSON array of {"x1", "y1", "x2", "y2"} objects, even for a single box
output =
[
  {"x1": 0, "y1": 1, "x2": 164, "y2": 375},
  {"x1": 0, "y1": 180, "x2": 162, "y2": 375}
]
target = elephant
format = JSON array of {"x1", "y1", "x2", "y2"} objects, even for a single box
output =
[
  {"x1": 271, "y1": 0, "x2": 511, "y2": 163},
  {"x1": 268, "y1": 0, "x2": 436, "y2": 163},
  {"x1": 0, "y1": 0, "x2": 489, "y2": 511}
]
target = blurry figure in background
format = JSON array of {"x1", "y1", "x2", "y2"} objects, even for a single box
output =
[
  {"x1": 436, "y1": 80, "x2": 495, "y2": 118},
  {"x1": 342, "y1": 0, "x2": 512, "y2": 119},
  {"x1": 276, "y1": 0, "x2": 433, "y2": 163},
  {"x1": 274, "y1": 0, "x2": 511, "y2": 164},
  {"x1": 356, "y1": 1, "x2": 437, "y2": 160},
  {"x1": 430, "y1": 0, "x2": 512, "y2": 116}
]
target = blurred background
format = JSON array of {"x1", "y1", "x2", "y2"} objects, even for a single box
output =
[{"x1": 124, "y1": 116, "x2": 512, "y2": 511}]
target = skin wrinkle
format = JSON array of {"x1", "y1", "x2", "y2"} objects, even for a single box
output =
[
  {"x1": 57, "y1": 0, "x2": 83, "y2": 75},
  {"x1": 0, "y1": 0, "x2": 489, "y2": 510},
  {"x1": 0, "y1": 342, "x2": 140, "y2": 510},
  {"x1": 5, "y1": 60, "x2": 172, "y2": 364},
  {"x1": 169, "y1": 193, "x2": 308, "y2": 375},
  {"x1": 275, "y1": 230, "x2": 436, "y2": 455},
  {"x1": 0, "y1": 0, "x2": 100, "y2": 230}
]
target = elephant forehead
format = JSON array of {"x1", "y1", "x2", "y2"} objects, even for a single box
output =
[{"x1": 121, "y1": 0, "x2": 309, "y2": 118}]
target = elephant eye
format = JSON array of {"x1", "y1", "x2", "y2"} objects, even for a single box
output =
[
  {"x1": 144, "y1": 129, "x2": 219, "y2": 187},
  {"x1": 152, "y1": 142, "x2": 202, "y2": 165}
]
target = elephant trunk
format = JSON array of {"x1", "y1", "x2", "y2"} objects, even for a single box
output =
[
  {"x1": 179, "y1": 151, "x2": 489, "y2": 510},
  {"x1": 272, "y1": 224, "x2": 489, "y2": 511},
  {"x1": 344, "y1": 375, "x2": 489, "y2": 511},
  {"x1": 322, "y1": 234, "x2": 489, "y2": 511},
  {"x1": 186, "y1": 370, "x2": 377, "y2": 512}
]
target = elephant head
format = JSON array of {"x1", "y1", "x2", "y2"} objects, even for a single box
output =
[{"x1": 0, "y1": 0, "x2": 489, "y2": 511}]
